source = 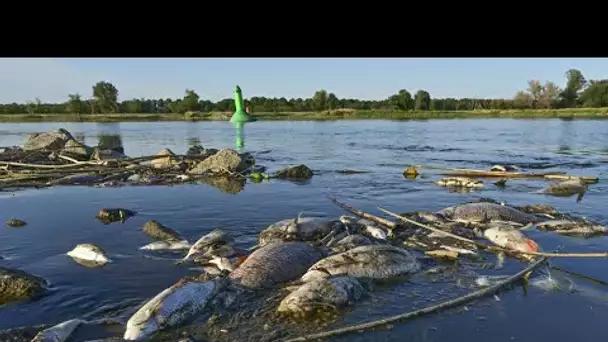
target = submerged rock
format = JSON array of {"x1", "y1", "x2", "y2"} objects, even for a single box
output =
[
  {"x1": 22, "y1": 128, "x2": 74, "y2": 151},
  {"x1": 6, "y1": 218, "x2": 27, "y2": 227},
  {"x1": 0, "y1": 267, "x2": 47, "y2": 305},
  {"x1": 142, "y1": 220, "x2": 184, "y2": 242},
  {"x1": 198, "y1": 176, "x2": 246, "y2": 194},
  {"x1": 95, "y1": 208, "x2": 136, "y2": 224},
  {"x1": 273, "y1": 164, "x2": 313, "y2": 180},
  {"x1": 187, "y1": 149, "x2": 253, "y2": 175}
]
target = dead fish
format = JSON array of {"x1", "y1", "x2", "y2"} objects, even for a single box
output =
[
  {"x1": 139, "y1": 240, "x2": 191, "y2": 251},
  {"x1": 339, "y1": 216, "x2": 387, "y2": 240},
  {"x1": 199, "y1": 256, "x2": 248, "y2": 275},
  {"x1": 331, "y1": 234, "x2": 373, "y2": 249},
  {"x1": 31, "y1": 318, "x2": 85, "y2": 342},
  {"x1": 260, "y1": 215, "x2": 343, "y2": 244},
  {"x1": 516, "y1": 204, "x2": 559, "y2": 216},
  {"x1": 182, "y1": 229, "x2": 235, "y2": 262},
  {"x1": 436, "y1": 177, "x2": 484, "y2": 188},
  {"x1": 438, "y1": 202, "x2": 540, "y2": 225},
  {"x1": 301, "y1": 244, "x2": 421, "y2": 282},
  {"x1": 123, "y1": 276, "x2": 227, "y2": 341},
  {"x1": 490, "y1": 164, "x2": 520, "y2": 172},
  {"x1": 229, "y1": 241, "x2": 326, "y2": 289},
  {"x1": 67, "y1": 244, "x2": 111, "y2": 265},
  {"x1": 539, "y1": 178, "x2": 588, "y2": 202},
  {"x1": 536, "y1": 219, "x2": 608, "y2": 237},
  {"x1": 483, "y1": 225, "x2": 540, "y2": 255},
  {"x1": 142, "y1": 220, "x2": 185, "y2": 243},
  {"x1": 277, "y1": 276, "x2": 367, "y2": 317}
]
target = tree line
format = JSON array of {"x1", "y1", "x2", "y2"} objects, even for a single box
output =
[{"x1": 2, "y1": 68, "x2": 607, "y2": 115}]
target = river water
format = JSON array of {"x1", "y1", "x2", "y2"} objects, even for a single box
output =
[{"x1": 1, "y1": 119, "x2": 607, "y2": 341}]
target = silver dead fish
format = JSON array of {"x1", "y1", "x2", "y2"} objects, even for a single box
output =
[
  {"x1": 277, "y1": 275, "x2": 367, "y2": 316},
  {"x1": 31, "y1": 318, "x2": 85, "y2": 342},
  {"x1": 301, "y1": 244, "x2": 420, "y2": 282},
  {"x1": 123, "y1": 276, "x2": 227, "y2": 341},
  {"x1": 438, "y1": 202, "x2": 540, "y2": 225}
]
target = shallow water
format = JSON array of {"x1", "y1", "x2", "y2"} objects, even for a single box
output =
[{"x1": 1, "y1": 119, "x2": 608, "y2": 341}]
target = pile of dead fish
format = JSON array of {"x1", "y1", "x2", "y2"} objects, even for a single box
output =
[
  {"x1": 0, "y1": 128, "x2": 315, "y2": 193},
  {"x1": 3, "y1": 197, "x2": 607, "y2": 341}
]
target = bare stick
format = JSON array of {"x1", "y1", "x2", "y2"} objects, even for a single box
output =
[
  {"x1": 328, "y1": 197, "x2": 396, "y2": 229},
  {"x1": 282, "y1": 256, "x2": 548, "y2": 342}
]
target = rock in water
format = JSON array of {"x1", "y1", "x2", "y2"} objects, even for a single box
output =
[
  {"x1": 0, "y1": 267, "x2": 47, "y2": 305},
  {"x1": 150, "y1": 148, "x2": 176, "y2": 169},
  {"x1": 95, "y1": 208, "x2": 136, "y2": 224},
  {"x1": 6, "y1": 218, "x2": 27, "y2": 227},
  {"x1": 438, "y1": 202, "x2": 540, "y2": 224},
  {"x1": 123, "y1": 276, "x2": 225, "y2": 341},
  {"x1": 22, "y1": 128, "x2": 74, "y2": 151},
  {"x1": 273, "y1": 164, "x2": 313, "y2": 180},
  {"x1": 67, "y1": 244, "x2": 111, "y2": 265},
  {"x1": 142, "y1": 220, "x2": 184, "y2": 242},
  {"x1": 61, "y1": 139, "x2": 93, "y2": 159},
  {"x1": 277, "y1": 276, "x2": 366, "y2": 318},
  {"x1": 31, "y1": 318, "x2": 85, "y2": 342},
  {"x1": 187, "y1": 149, "x2": 254, "y2": 175},
  {"x1": 229, "y1": 241, "x2": 326, "y2": 289},
  {"x1": 301, "y1": 245, "x2": 420, "y2": 282},
  {"x1": 540, "y1": 178, "x2": 588, "y2": 199}
]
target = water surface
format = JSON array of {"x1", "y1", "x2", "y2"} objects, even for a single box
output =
[{"x1": 1, "y1": 119, "x2": 607, "y2": 341}]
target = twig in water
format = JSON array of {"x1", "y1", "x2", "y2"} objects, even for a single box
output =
[
  {"x1": 328, "y1": 197, "x2": 396, "y2": 229},
  {"x1": 282, "y1": 256, "x2": 548, "y2": 342},
  {"x1": 551, "y1": 266, "x2": 608, "y2": 287}
]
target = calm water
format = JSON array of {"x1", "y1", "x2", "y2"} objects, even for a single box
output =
[{"x1": 1, "y1": 119, "x2": 608, "y2": 341}]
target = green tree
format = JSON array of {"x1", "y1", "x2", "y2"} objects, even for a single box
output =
[
  {"x1": 312, "y1": 90, "x2": 328, "y2": 111},
  {"x1": 389, "y1": 89, "x2": 413, "y2": 110},
  {"x1": 182, "y1": 89, "x2": 200, "y2": 112},
  {"x1": 527, "y1": 80, "x2": 542, "y2": 108},
  {"x1": 560, "y1": 69, "x2": 586, "y2": 107},
  {"x1": 327, "y1": 93, "x2": 340, "y2": 110},
  {"x1": 66, "y1": 93, "x2": 83, "y2": 113},
  {"x1": 538, "y1": 82, "x2": 561, "y2": 109},
  {"x1": 579, "y1": 80, "x2": 608, "y2": 107},
  {"x1": 92, "y1": 81, "x2": 119, "y2": 113},
  {"x1": 414, "y1": 90, "x2": 431, "y2": 110}
]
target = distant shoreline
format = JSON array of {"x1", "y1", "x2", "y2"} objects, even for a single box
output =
[{"x1": 1, "y1": 108, "x2": 607, "y2": 123}]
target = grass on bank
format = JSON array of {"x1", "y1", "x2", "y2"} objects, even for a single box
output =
[{"x1": 1, "y1": 107, "x2": 608, "y2": 123}]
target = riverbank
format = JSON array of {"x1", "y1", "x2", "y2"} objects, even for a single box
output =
[{"x1": 1, "y1": 107, "x2": 608, "y2": 123}]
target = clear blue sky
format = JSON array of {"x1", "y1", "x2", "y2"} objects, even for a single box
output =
[{"x1": 0, "y1": 58, "x2": 606, "y2": 103}]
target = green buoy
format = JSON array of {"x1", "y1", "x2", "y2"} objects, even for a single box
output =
[{"x1": 230, "y1": 85, "x2": 256, "y2": 150}]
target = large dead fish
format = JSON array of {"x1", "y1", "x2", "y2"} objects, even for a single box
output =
[
  {"x1": 438, "y1": 202, "x2": 540, "y2": 225},
  {"x1": 258, "y1": 215, "x2": 344, "y2": 245},
  {"x1": 539, "y1": 178, "x2": 588, "y2": 202},
  {"x1": 123, "y1": 276, "x2": 228, "y2": 341},
  {"x1": 301, "y1": 244, "x2": 421, "y2": 282},
  {"x1": 139, "y1": 240, "x2": 191, "y2": 251},
  {"x1": 277, "y1": 275, "x2": 367, "y2": 317},
  {"x1": 536, "y1": 219, "x2": 608, "y2": 237},
  {"x1": 181, "y1": 229, "x2": 235, "y2": 262},
  {"x1": 483, "y1": 225, "x2": 540, "y2": 255},
  {"x1": 339, "y1": 215, "x2": 387, "y2": 241},
  {"x1": 30, "y1": 318, "x2": 85, "y2": 342},
  {"x1": 66, "y1": 244, "x2": 111, "y2": 265},
  {"x1": 229, "y1": 241, "x2": 326, "y2": 289}
]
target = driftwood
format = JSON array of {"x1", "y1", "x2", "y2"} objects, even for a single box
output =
[
  {"x1": 283, "y1": 256, "x2": 548, "y2": 342},
  {"x1": 440, "y1": 168, "x2": 598, "y2": 183}
]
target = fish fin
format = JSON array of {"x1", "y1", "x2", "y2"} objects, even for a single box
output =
[{"x1": 576, "y1": 191, "x2": 585, "y2": 203}]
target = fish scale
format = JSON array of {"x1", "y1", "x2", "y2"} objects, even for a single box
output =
[
  {"x1": 446, "y1": 202, "x2": 540, "y2": 224},
  {"x1": 229, "y1": 242, "x2": 326, "y2": 289}
]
